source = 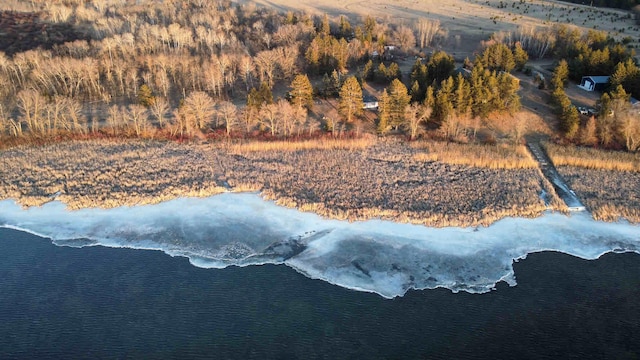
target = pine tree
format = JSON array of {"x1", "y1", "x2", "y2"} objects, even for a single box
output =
[
  {"x1": 453, "y1": 74, "x2": 471, "y2": 116},
  {"x1": 247, "y1": 82, "x2": 273, "y2": 109},
  {"x1": 513, "y1": 42, "x2": 529, "y2": 72},
  {"x1": 320, "y1": 14, "x2": 331, "y2": 35},
  {"x1": 338, "y1": 76, "x2": 363, "y2": 124},
  {"x1": 561, "y1": 105, "x2": 580, "y2": 139},
  {"x1": 377, "y1": 89, "x2": 391, "y2": 134},
  {"x1": 410, "y1": 80, "x2": 421, "y2": 103},
  {"x1": 551, "y1": 60, "x2": 569, "y2": 89},
  {"x1": 289, "y1": 74, "x2": 314, "y2": 109},
  {"x1": 137, "y1": 84, "x2": 155, "y2": 107},
  {"x1": 339, "y1": 15, "x2": 352, "y2": 38},
  {"x1": 433, "y1": 76, "x2": 455, "y2": 124},
  {"x1": 387, "y1": 79, "x2": 411, "y2": 130},
  {"x1": 427, "y1": 51, "x2": 455, "y2": 85}
]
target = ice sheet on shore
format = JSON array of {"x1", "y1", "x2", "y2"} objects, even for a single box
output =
[{"x1": 0, "y1": 193, "x2": 638, "y2": 298}]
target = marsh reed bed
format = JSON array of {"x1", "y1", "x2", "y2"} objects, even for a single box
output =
[
  {"x1": 0, "y1": 138, "x2": 564, "y2": 227},
  {"x1": 544, "y1": 143, "x2": 640, "y2": 223}
]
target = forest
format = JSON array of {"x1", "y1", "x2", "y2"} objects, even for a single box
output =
[{"x1": 0, "y1": 0, "x2": 637, "y2": 153}]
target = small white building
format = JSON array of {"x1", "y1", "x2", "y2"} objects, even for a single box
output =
[
  {"x1": 578, "y1": 76, "x2": 610, "y2": 92},
  {"x1": 363, "y1": 96, "x2": 378, "y2": 110}
]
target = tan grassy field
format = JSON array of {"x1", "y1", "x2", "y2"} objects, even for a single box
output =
[
  {"x1": 241, "y1": 0, "x2": 640, "y2": 59},
  {"x1": 0, "y1": 138, "x2": 561, "y2": 227}
]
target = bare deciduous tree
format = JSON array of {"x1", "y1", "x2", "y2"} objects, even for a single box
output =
[
  {"x1": 216, "y1": 101, "x2": 238, "y2": 135},
  {"x1": 150, "y1": 97, "x2": 170, "y2": 129},
  {"x1": 17, "y1": 89, "x2": 47, "y2": 135},
  {"x1": 416, "y1": 19, "x2": 440, "y2": 48},
  {"x1": 259, "y1": 102, "x2": 280, "y2": 135},
  {"x1": 181, "y1": 91, "x2": 216, "y2": 133},
  {"x1": 403, "y1": 103, "x2": 431, "y2": 140},
  {"x1": 124, "y1": 104, "x2": 150, "y2": 137},
  {"x1": 394, "y1": 25, "x2": 416, "y2": 52}
]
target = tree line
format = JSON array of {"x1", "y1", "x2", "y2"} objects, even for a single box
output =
[
  {"x1": 0, "y1": 0, "x2": 527, "y2": 144},
  {"x1": 0, "y1": 0, "x2": 458, "y2": 140}
]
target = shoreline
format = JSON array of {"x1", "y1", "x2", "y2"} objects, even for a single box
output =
[
  {"x1": 1, "y1": 192, "x2": 639, "y2": 299},
  {"x1": 0, "y1": 138, "x2": 637, "y2": 227}
]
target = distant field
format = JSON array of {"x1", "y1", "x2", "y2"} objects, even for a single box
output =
[{"x1": 241, "y1": 0, "x2": 640, "y2": 57}]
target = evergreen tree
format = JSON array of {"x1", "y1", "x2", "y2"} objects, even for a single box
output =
[
  {"x1": 377, "y1": 89, "x2": 391, "y2": 134},
  {"x1": 513, "y1": 42, "x2": 529, "y2": 72},
  {"x1": 289, "y1": 74, "x2": 314, "y2": 109},
  {"x1": 480, "y1": 43, "x2": 515, "y2": 73},
  {"x1": 427, "y1": 51, "x2": 455, "y2": 86},
  {"x1": 434, "y1": 77, "x2": 455, "y2": 125},
  {"x1": 320, "y1": 14, "x2": 331, "y2": 35},
  {"x1": 387, "y1": 79, "x2": 411, "y2": 130},
  {"x1": 137, "y1": 84, "x2": 155, "y2": 107},
  {"x1": 338, "y1": 76, "x2": 363, "y2": 124},
  {"x1": 497, "y1": 72, "x2": 521, "y2": 113},
  {"x1": 410, "y1": 59, "x2": 428, "y2": 101},
  {"x1": 453, "y1": 74, "x2": 471, "y2": 116},
  {"x1": 561, "y1": 105, "x2": 580, "y2": 139},
  {"x1": 410, "y1": 80, "x2": 421, "y2": 103},
  {"x1": 362, "y1": 60, "x2": 375, "y2": 81},
  {"x1": 469, "y1": 65, "x2": 491, "y2": 119},
  {"x1": 551, "y1": 59, "x2": 570, "y2": 89},
  {"x1": 339, "y1": 15, "x2": 352, "y2": 38},
  {"x1": 387, "y1": 62, "x2": 401, "y2": 82},
  {"x1": 247, "y1": 82, "x2": 273, "y2": 109}
]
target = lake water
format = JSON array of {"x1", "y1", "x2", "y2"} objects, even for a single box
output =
[
  {"x1": 1, "y1": 193, "x2": 640, "y2": 358},
  {"x1": 2, "y1": 227, "x2": 640, "y2": 359}
]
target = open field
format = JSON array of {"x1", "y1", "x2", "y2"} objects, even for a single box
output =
[
  {"x1": 242, "y1": 0, "x2": 640, "y2": 59},
  {"x1": 0, "y1": 138, "x2": 563, "y2": 227}
]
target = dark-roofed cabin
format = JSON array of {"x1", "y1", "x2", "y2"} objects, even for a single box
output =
[{"x1": 578, "y1": 76, "x2": 610, "y2": 92}]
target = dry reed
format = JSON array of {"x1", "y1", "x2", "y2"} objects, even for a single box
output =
[
  {"x1": 0, "y1": 138, "x2": 562, "y2": 227},
  {"x1": 229, "y1": 137, "x2": 377, "y2": 154},
  {"x1": 544, "y1": 143, "x2": 640, "y2": 172},
  {"x1": 552, "y1": 166, "x2": 640, "y2": 224},
  {"x1": 411, "y1": 141, "x2": 538, "y2": 169}
]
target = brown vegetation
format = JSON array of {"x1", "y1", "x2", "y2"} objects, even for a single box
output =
[
  {"x1": 543, "y1": 142, "x2": 640, "y2": 223},
  {"x1": 544, "y1": 142, "x2": 640, "y2": 172},
  {"x1": 0, "y1": 138, "x2": 559, "y2": 227},
  {"x1": 412, "y1": 141, "x2": 538, "y2": 170},
  {"x1": 554, "y1": 167, "x2": 640, "y2": 223}
]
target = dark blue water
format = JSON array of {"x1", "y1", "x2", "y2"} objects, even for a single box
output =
[{"x1": 1, "y1": 227, "x2": 640, "y2": 359}]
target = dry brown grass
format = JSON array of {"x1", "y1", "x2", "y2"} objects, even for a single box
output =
[
  {"x1": 544, "y1": 143, "x2": 640, "y2": 172},
  {"x1": 228, "y1": 137, "x2": 376, "y2": 154},
  {"x1": 221, "y1": 138, "x2": 556, "y2": 227},
  {"x1": 411, "y1": 141, "x2": 538, "y2": 169},
  {"x1": 0, "y1": 138, "x2": 561, "y2": 227},
  {"x1": 0, "y1": 139, "x2": 228, "y2": 209},
  {"x1": 552, "y1": 166, "x2": 640, "y2": 224}
]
